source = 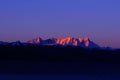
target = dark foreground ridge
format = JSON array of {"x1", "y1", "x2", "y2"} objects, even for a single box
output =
[
  {"x1": 0, "y1": 44, "x2": 120, "y2": 74},
  {"x1": 0, "y1": 44, "x2": 120, "y2": 63}
]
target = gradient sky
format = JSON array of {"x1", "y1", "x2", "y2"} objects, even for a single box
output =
[{"x1": 0, "y1": 0, "x2": 120, "y2": 48}]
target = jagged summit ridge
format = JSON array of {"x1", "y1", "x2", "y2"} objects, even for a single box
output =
[{"x1": 27, "y1": 37, "x2": 100, "y2": 48}]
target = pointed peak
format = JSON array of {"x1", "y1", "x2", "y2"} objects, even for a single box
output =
[
  {"x1": 83, "y1": 37, "x2": 90, "y2": 41},
  {"x1": 35, "y1": 37, "x2": 42, "y2": 42},
  {"x1": 83, "y1": 37, "x2": 90, "y2": 47},
  {"x1": 27, "y1": 37, "x2": 42, "y2": 44},
  {"x1": 78, "y1": 38, "x2": 83, "y2": 42}
]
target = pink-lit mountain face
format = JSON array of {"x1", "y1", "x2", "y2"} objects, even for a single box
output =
[{"x1": 27, "y1": 37, "x2": 100, "y2": 48}]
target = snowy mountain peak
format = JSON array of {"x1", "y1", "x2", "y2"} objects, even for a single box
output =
[
  {"x1": 83, "y1": 37, "x2": 89, "y2": 42},
  {"x1": 27, "y1": 37, "x2": 42, "y2": 44},
  {"x1": 36, "y1": 37, "x2": 41, "y2": 43},
  {"x1": 56, "y1": 37, "x2": 73, "y2": 45},
  {"x1": 78, "y1": 38, "x2": 83, "y2": 42},
  {"x1": 27, "y1": 37, "x2": 100, "y2": 48},
  {"x1": 83, "y1": 37, "x2": 90, "y2": 47}
]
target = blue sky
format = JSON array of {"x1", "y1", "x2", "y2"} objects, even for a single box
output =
[{"x1": 0, "y1": 0, "x2": 120, "y2": 48}]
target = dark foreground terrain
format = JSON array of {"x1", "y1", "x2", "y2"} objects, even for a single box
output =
[
  {"x1": 0, "y1": 44, "x2": 120, "y2": 63},
  {"x1": 0, "y1": 44, "x2": 120, "y2": 76}
]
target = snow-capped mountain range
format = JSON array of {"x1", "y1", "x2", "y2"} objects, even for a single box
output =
[
  {"x1": 0, "y1": 37, "x2": 100, "y2": 48},
  {"x1": 27, "y1": 37, "x2": 100, "y2": 48}
]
